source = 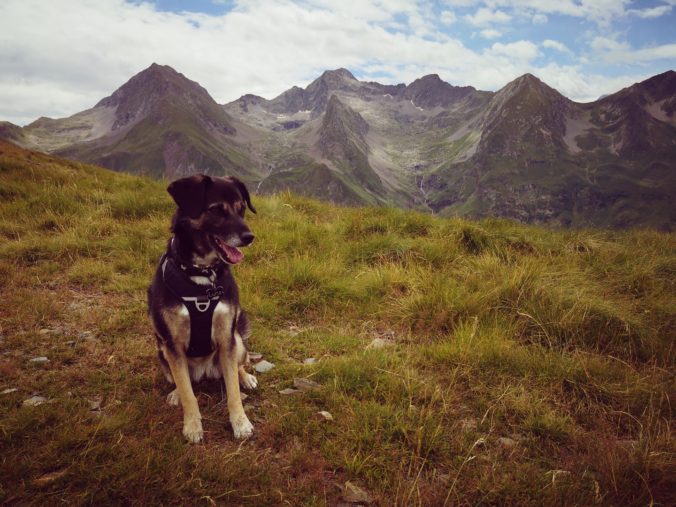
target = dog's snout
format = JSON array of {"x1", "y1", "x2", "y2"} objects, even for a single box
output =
[{"x1": 241, "y1": 231, "x2": 255, "y2": 246}]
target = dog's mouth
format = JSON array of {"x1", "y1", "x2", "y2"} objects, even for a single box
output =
[{"x1": 211, "y1": 236, "x2": 244, "y2": 265}]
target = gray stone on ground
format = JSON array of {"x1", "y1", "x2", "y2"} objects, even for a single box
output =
[
  {"x1": 293, "y1": 378, "x2": 320, "y2": 391},
  {"x1": 317, "y1": 410, "x2": 333, "y2": 421},
  {"x1": 366, "y1": 337, "x2": 394, "y2": 350},
  {"x1": 254, "y1": 360, "x2": 275, "y2": 373},
  {"x1": 248, "y1": 352, "x2": 263, "y2": 362},
  {"x1": 2, "y1": 388, "x2": 18, "y2": 395},
  {"x1": 279, "y1": 388, "x2": 298, "y2": 395},
  {"x1": 498, "y1": 437, "x2": 516, "y2": 448},
  {"x1": 23, "y1": 396, "x2": 48, "y2": 407},
  {"x1": 29, "y1": 356, "x2": 50, "y2": 363},
  {"x1": 342, "y1": 481, "x2": 373, "y2": 504},
  {"x1": 303, "y1": 357, "x2": 317, "y2": 365}
]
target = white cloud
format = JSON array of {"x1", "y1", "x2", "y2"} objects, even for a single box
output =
[
  {"x1": 0, "y1": 0, "x2": 671, "y2": 125},
  {"x1": 440, "y1": 10, "x2": 457, "y2": 25},
  {"x1": 488, "y1": 40, "x2": 540, "y2": 61},
  {"x1": 465, "y1": 7, "x2": 512, "y2": 26},
  {"x1": 480, "y1": 29, "x2": 503, "y2": 39},
  {"x1": 628, "y1": 5, "x2": 672, "y2": 19},
  {"x1": 542, "y1": 39, "x2": 572, "y2": 54},
  {"x1": 532, "y1": 13, "x2": 548, "y2": 24}
]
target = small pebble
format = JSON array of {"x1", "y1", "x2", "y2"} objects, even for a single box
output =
[
  {"x1": 342, "y1": 481, "x2": 373, "y2": 504},
  {"x1": 279, "y1": 388, "x2": 298, "y2": 395},
  {"x1": 317, "y1": 410, "x2": 333, "y2": 421},
  {"x1": 498, "y1": 437, "x2": 516, "y2": 448},
  {"x1": 29, "y1": 356, "x2": 50, "y2": 363},
  {"x1": 254, "y1": 360, "x2": 275, "y2": 373},
  {"x1": 248, "y1": 352, "x2": 263, "y2": 362},
  {"x1": 366, "y1": 337, "x2": 394, "y2": 350},
  {"x1": 293, "y1": 378, "x2": 320, "y2": 391},
  {"x1": 303, "y1": 357, "x2": 317, "y2": 365},
  {"x1": 23, "y1": 396, "x2": 48, "y2": 407},
  {"x1": 2, "y1": 388, "x2": 18, "y2": 395},
  {"x1": 39, "y1": 329, "x2": 50, "y2": 335}
]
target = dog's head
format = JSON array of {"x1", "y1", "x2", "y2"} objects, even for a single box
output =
[{"x1": 167, "y1": 174, "x2": 256, "y2": 265}]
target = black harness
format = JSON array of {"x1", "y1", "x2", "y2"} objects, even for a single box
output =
[{"x1": 161, "y1": 252, "x2": 225, "y2": 357}]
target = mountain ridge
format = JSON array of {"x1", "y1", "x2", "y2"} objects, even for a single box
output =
[{"x1": 3, "y1": 65, "x2": 675, "y2": 228}]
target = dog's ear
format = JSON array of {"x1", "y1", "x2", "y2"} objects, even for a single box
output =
[
  {"x1": 167, "y1": 174, "x2": 212, "y2": 218},
  {"x1": 229, "y1": 177, "x2": 256, "y2": 214}
]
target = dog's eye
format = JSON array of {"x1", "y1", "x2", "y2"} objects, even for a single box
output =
[{"x1": 208, "y1": 206, "x2": 228, "y2": 216}]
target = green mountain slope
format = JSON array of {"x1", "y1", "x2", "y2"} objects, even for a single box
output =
[{"x1": 1, "y1": 141, "x2": 674, "y2": 505}]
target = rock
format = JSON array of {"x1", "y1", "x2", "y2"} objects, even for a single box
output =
[
  {"x1": 39, "y1": 329, "x2": 51, "y2": 335},
  {"x1": 78, "y1": 331, "x2": 94, "y2": 340},
  {"x1": 342, "y1": 481, "x2": 373, "y2": 504},
  {"x1": 317, "y1": 410, "x2": 333, "y2": 421},
  {"x1": 279, "y1": 388, "x2": 298, "y2": 395},
  {"x1": 29, "y1": 356, "x2": 50, "y2": 363},
  {"x1": 254, "y1": 360, "x2": 275, "y2": 373},
  {"x1": 303, "y1": 357, "x2": 317, "y2": 365},
  {"x1": 88, "y1": 397, "x2": 102, "y2": 411},
  {"x1": 1, "y1": 388, "x2": 18, "y2": 395},
  {"x1": 248, "y1": 352, "x2": 263, "y2": 362},
  {"x1": 65, "y1": 340, "x2": 76, "y2": 347},
  {"x1": 293, "y1": 378, "x2": 320, "y2": 391},
  {"x1": 498, "y1": 437, "x2": 516, "y2": 448},
  {"x1": 23, "y1": 396, "x2": 48, "y2": 407},
  {"x1": 366, "y1": 338, "x2": 394, "y2": 350}
]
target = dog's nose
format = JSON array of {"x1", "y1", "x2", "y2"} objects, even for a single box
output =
[{"x1": 241, "y1": 231, "x2": 255, "y2": 245}]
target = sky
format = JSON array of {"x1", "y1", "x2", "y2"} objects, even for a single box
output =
[{"x1": 1, "y1": 0, "x2": 675, "y2": 125}]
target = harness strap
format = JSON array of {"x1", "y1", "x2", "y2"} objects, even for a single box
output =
[{"x1": 161, "y1": 253, "x2": 224, "y2": 357}]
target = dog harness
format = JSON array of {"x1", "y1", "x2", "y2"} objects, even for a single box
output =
[{"x1": 161, "y1": 253, "x2": 224, "y2": 357}]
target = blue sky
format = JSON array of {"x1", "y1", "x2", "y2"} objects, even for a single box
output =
[{"x1": 1, "y1": 0, "x2": 675, "y2": 125}]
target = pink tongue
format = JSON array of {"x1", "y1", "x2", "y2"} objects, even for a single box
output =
[{"x1": 222, "y1": 243, "x2": 243, "y2": 264}]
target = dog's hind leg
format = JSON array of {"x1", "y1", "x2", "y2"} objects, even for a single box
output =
[{"x1": 162, "y1": 347, "x2": 204, "y2": 443}]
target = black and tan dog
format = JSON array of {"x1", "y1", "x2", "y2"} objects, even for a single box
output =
[{"x1": 148, "y1": 174, "x2": 258, "y2": 442}]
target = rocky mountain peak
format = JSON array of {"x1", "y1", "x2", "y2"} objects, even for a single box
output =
[
  {"x1": 94, "y1": 63, "x2": 226, "y2": 132},
  {"x1": 404, "y1": 74, "x2": 476, "y2": 108}
]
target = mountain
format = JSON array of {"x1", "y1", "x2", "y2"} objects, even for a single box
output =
[
  {"x1": 11, "y1": 64, "x2": 258, "y2": 181},
  {"x1": 3, "y1": 65, "x2": 675, "y2": 228}
]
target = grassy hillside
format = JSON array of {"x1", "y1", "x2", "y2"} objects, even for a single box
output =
[{"x1": 0, "y1": 140, "x2": 674, "y2": 505}]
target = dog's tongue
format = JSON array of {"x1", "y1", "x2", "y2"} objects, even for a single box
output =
[{"x1": 216, "y1": 239, "x2": 243, "y2": 264}]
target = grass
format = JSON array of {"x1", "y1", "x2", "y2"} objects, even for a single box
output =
[{"x1": 0, "y1": 140, "x2": 674, "y2": 506}]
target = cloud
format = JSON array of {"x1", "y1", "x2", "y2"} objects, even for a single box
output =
[
  {"x1": 542, "y1": 39, "x2": 572, "y2": 54},
  {"x1": 628, "y1": 5, "x2": 672, "y2": 19},
  {"x1": 0, "y1": 0, "x2": 670, "y2": 125},
  {"x1": 480, "y1": 28, "x2": 503, "y2": 39},
  {"x1": 464, "y1": 7, "x2": 512, "y2": 26},
  {"x1": 488, "y1": 40, "x2": 540, "y2": 61},
  {"x1": 532, "y1": 13, "x2": 548, "y2": 24},
  {"x1": 440, "y1": 10, "x2": 457, "y2": 25}
]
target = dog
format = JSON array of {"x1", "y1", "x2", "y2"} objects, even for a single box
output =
[{"x1": 147, "y1": 174, "x2": 258, "y2": 442}]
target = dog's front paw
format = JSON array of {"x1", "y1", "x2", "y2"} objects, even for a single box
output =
[
  {"x1": 231, "y1": 413, "x2": 254, "y2": 439},
  {"x1": 166, "y1": 389, "x2": 180, "y2": 406},
  {"x1": 183, "y1": 417, "x2": 204, "y2": 444},
  {"x1": 239, "y1": 372, "x2": 258, "y2": 390}
]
